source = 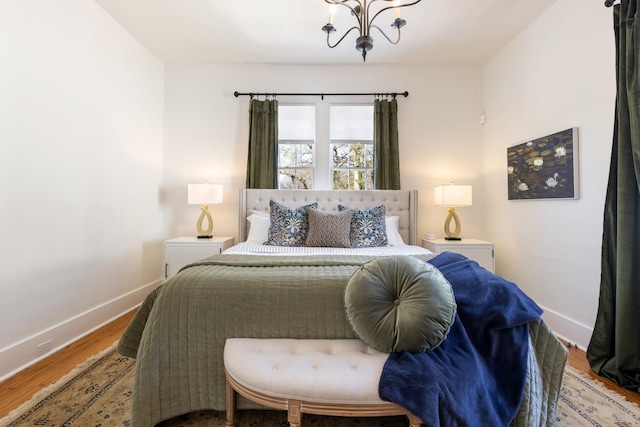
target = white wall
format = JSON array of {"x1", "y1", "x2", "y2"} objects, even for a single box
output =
[
  {"x1": 482, "y1": 0, "x2": 615, "y2": 348},
  {"x1": 0, "y1": 0, "x2": 165, "y2": 379},
  {"x1": 163, "y1": 64, "x2": 486, "y2": 244}
]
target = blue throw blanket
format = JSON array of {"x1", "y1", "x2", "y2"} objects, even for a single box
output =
[{"x1": 379, "y1": 252, "x2": 543, "y2": 426}]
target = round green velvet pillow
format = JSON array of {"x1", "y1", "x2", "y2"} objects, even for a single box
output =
[{"x1": 345, "y1": 255, "x2": 457, "y2": 353}]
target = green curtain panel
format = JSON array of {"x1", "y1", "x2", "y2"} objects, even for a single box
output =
[
  {"x1": 374, "y1": 98, "x2": 401, "y2": 190},
  {"x1": 246, "y1": 99, "x2": 278, "y2": 189},
  {"x1": 587, "y1": 0, "x2": 640, "y2": 391}
]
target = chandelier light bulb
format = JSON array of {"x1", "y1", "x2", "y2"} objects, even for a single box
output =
[{"x1": 328, "y1": 4, "x2": 337, "y2": 24}]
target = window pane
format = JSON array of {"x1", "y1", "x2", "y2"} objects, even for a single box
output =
[
  {"x1": 279, "y1": 106, "x2": 315, "y2": 140},
  {"x1": 332, "y1": 144, "x2": 350, "y2": 167},
  {"x1": 279, "y1": 144, "x2": 297, "y2": 168},
  {"x1": 295, "y1": 169, "x2": 313, "y2": 189},
  {"x1": 350, "y1": 170, "x2": 365, "y2": 190},
  {"x1": 349, "y1": 144, "x2": 368, "y2": 168},
  {"x1": 333, "y1": 170, "x2": 349, "y2": 190},
  {"x1": 279, "y1": 168, "x2": 313, "y2": 190},
  {"x1": 279, "y1": 169, "x2": 295, "y2": 189},
  {"x1": 365, "y1": 144, "x2": 374, "y2": 168},
  {"x1": 330, "y1": 105, "x2": 374, "y2": 140},
  {"x1": 365, "y1": 169, "x2": 374, "y2": 190},
  {"x1": 298, "y1": 144, "x2": 313, "y2": 167}
]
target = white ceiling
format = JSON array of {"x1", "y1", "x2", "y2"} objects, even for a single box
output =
[{"x1": 94, "y1": 0, "x2": 558, "y2": 66}]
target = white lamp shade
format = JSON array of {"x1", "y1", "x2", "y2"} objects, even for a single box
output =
[
  {"x1": 434, "y1": 184, "x2": 472, "y2": 207},
  {"x1": 188, "y1": 183, "x2": 223, "y2": 205}
]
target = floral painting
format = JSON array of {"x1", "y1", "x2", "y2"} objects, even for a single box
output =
[{"x1": 507, "y1": 128, "x2": 579, "y2": 200}]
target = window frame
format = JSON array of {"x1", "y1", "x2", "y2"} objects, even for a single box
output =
[
  {"x1": 276, "y1": 101, "x2": 374, "y2": 190},
  {"x1": 277, "y1": 104, "x2": 316, "y2": 190}
]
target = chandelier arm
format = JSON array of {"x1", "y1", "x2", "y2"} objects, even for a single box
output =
[
  {"x1": 368, "y1": 0, "x2": 422, "y2": 27},
  {"x1": 325, "y1": 0, "x2": 364, "y2": 28},
  {"x1": 370, "y1": 24, "x2": 401, "y2": 45},
  {"x1": 327, "y1": 26, "x2": 361, "y2": 48},
  {"x1": 324, "y1": 0, "x2": 356, "y2": 5}
]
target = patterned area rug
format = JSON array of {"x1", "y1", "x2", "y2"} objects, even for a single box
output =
[{"x1": 2, "y1": 345, "x2": 640, "y2": 427}]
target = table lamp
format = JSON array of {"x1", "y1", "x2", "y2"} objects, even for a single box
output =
[
  {"x1": 434, "y1": 183, "x2": 472, "y2": 240},
  {"x1": 188, "y1": 182, "x2": 223, "y2": 239}
]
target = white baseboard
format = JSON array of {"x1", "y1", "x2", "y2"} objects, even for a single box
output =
[
  {"x1": 541, "y1": 305, "x2": 593, "y2": 351},
  {"x1": 0, "y1": 280, "x2": 160, "y2": 382}
]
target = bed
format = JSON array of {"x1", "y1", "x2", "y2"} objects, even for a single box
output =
[{"x1": 117, "y1": 189, "x2": 567, "y2": 427}]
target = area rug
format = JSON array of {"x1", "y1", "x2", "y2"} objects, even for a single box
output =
[{"x1": 2, "y1": 345, "x2": 640, "y2": 427}]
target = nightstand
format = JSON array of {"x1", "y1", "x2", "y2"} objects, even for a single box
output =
[
  {"x1": 422, "y1": 238, "x2": 495, "y2": 273},
  {"x1": 165, "y1": 236, "x2": 235, "y2": 279}
]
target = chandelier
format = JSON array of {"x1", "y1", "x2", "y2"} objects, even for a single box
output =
[{"x1": 321, "y1": 0, "x2": 422, "y2": 62}]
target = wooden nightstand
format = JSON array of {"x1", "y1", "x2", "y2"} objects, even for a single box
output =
[
  {"x1": 422, "y1": 238, "x2": 495, "y2": 273},
  {"x1": 164, "y1": 236, "x2": 234, "y2": 279}
]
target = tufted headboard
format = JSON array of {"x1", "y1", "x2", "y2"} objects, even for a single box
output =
[{"x1": 239, "y1": 189, "x2": 418, "y2": 245}]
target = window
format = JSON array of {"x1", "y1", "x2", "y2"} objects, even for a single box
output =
[
  {"x1": 277, "y1": 103, "x2": 374, "y2": 190},
  {"x1": 330, "y1": 105, "x2": 374, "y2": 190},
  {"x1": 277, "y1": 105, "x2": 315, "y2": 189}
]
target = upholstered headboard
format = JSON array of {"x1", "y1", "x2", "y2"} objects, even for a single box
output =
[{"x1": 239, "y1": 189, "x2": 418, "y2": 245}]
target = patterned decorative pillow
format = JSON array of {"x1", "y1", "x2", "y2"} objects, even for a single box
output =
[
  {"x1": 305, "y1": 209, "x2": 353, "y2": 248},
  {"x1": 265, "y1": 200, "x2": 318, "y2": 246},
  {"x1": 338, "y1": 204, "x2": 388, "y2": 248}
]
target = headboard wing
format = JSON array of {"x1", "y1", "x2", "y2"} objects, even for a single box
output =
[{"x1": 239, "y1": 189, "x2": 418, "y2": 245}]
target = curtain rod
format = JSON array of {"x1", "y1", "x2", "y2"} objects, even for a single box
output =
[
  {"x1": 604, "y1": 0, "x2": 617, "y2": 7},
  {"x1": 233, "y1": 91, "x2": 409, "y2": 100}
]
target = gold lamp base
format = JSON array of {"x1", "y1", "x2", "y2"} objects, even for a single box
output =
[
  {"x1": 196, "y1": 205, "x2": 213, "y2": 239},
  {"x1": 443, "y1": 206, "x2": 462, "y2": 240}
]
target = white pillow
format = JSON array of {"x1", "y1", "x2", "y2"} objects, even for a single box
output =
[
  {"x1": 246, "y1": 214, "x2": 270, "y2": 243},
  {"x1": 386, "y1": 216, "x2": 406, "y2": 246}
]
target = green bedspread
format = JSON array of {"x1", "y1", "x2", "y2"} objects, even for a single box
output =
[{"x1": 117, "y1": 254, "x2": 567, "y2": 427}]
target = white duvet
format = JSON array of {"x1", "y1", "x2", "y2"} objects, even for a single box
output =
[{"x1": 223, "y1": 242, "x2": 433, "y2": 256}]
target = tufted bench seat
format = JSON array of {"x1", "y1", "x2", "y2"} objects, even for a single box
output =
[{"x1": 224, "y1": 338, "x2": 422, "y2": 427}]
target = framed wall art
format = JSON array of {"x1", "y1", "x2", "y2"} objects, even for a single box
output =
[{"x1": 507, "y1": 128, "x2": 579, "y2": 200}]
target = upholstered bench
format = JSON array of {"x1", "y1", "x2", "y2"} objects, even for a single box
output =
[{"x1": 223, "y1": 338, "x2": 422, "y2": 427}]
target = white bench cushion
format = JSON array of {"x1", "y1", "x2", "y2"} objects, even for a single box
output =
[{"x1": 224, "y1": 338, "x2": 389, "y2": 404}]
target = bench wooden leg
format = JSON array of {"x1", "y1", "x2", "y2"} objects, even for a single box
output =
[
  {"x1": 288, "y1": 399, "x2": 302, "y2": 427},
  {"x1": 407, "y1": 412, "x2": 422, "y2": 427},
  {"x1": 226, "y1": 379, "x2": 235, "y2": 427}
]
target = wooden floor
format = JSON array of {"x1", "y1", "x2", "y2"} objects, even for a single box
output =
[
  {"x1": 1, "y1": 311, "x2": 639, "y2": 420},
  {"x1": 0, "y1": 309, "x2": 136, "y2": 419},
  {"x1": 564, "y1": 342, "x2": 640, "y2": 407}
]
